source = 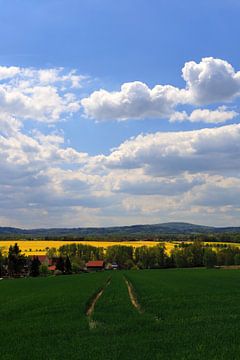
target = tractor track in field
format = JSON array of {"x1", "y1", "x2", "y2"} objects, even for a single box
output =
[
  {"x1": 86, "y1": 277, "x2": 111, "y2": 329},
  {"x1": 124, "y1": 277, "x2": 143, "y2": 314}
]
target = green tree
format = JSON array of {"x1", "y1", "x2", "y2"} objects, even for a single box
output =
[
  {"x1": 0, "y1": 248, "x2": 4, "y2": 277},
  {"x1": 8, "y1": 243, "x2": 26, "y2": 276},
  {"x1": 65, "y1": 256, "x2": 72, "y2": 274},
  {"x1": 234, "y1": 253, "x2": 240, "y2": 265},
  {"x1": 203, "y1": 248, "x2": 217, "y2": 268},
  {"x1": 56, "y1": 256, "x2": 65, "y2": 272},
  {"x1": 30, "y1": 256, "x2": 41, "y2": 277},
  {"x1": 39, "y1": 264, "x2": 50, "y2": 276},
  {"x1": 216, "y1": 247, "x2": 236, "y2": 266},
  {"x1": 46, "y1": 247, "x2": 57, "y2": 259},
  {"x1": 105, "y1": 245, "x2": 133, "y2": 269}
]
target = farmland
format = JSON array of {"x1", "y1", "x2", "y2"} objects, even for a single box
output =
[
  {"x1": 1, "y1": 270, "x2": 240, "y2": 359},
  {"x1": 1, "y1": 239, "x2": 239, "y2": 257},
  {"x1": 0, "y1": 240, "x2": 175, "y2": 255}
]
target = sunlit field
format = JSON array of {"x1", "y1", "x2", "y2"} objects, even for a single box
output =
[
  {"x1": 1, "y1": 270, "x2": 240, "y2": 359},
  {"x1": 0, "y1": 240, "x2": 239, "y2": 256},
  {"x1": 0, "y1": 240, "x2": 176, "y2": 256}
]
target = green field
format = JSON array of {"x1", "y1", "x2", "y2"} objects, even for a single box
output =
[{"x1": 1, "y1": 269, "x2": 240, "y2": 359}]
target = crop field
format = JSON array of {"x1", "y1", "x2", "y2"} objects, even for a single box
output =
[
  {"x1": 1, "y1": 239, "x2": 239, "y2": 257},
  {"x1": 1, "y1": 270, "x2": 240, "y2": 359},
  {"x1": 0, "y1": 240, "x2": 175, "y2": 255}
]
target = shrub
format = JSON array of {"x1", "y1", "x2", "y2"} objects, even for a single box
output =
[
  {"x1": 54, "y1": 270, "x2": 62, "y2": 276},
  {"x1": 39, "y1": 264, "x2": 50, "y2": 276}
]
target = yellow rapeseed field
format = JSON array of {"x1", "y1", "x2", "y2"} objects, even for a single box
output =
[
  {"x1": 0, "y1": 240, "x2": 176, "y2": 256},
  {"x1": 0, "y1": 240, "x2": 238, "y2": 256}
]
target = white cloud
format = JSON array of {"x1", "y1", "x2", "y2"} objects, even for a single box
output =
[
  {"x1": 0, "y1": 113, "x2": 22, "y2": 136},
  {"x1": 0, "y1": 66, "x2": 84, "y2": 123},
  {"x1": 95, "y1": 124, "x2": 240, "y2": 177},
  {"x1": 81, "y1": 81, "x2": 187, "y2": 121},
  {"x1": 0, "y1": 66, "x2": 20, "y2": 80},
  {"x1": 182, "y1": 57, "x2": 240, "y2": 104},
  {"x1": 0, "y1": 122, "x2": 240, "y2": 226},
  {"x1": 81, "y1": 57, "x2": 240, "y2": 122},
  {"x1": 170, "y1": 107, "x2": 238, "y2": 123},
  {"x1": 0, "y1": 62, "x2": 239, "y2": 227},
  {"x1": 189, "y1": 107, "x2": 237, "y2": 123}
]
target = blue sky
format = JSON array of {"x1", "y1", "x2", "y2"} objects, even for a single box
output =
[{"x1": 0, "y1": 0, "x2": 239, "y2": 227}]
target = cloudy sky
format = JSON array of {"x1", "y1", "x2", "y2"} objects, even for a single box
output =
[{"x1": 0, "y1": 0, "x2": 240, "y2": 228}]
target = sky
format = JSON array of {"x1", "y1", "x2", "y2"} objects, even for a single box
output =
[{"x1": 0, "y1": 0, "x2": 240, "y2": 228}]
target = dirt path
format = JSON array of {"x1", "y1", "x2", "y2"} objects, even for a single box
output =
[
  {"x1": 86, "y1": 278, "x2": 111, "y2": 317},
  {"x1": 124, "y1": 277, "x2": 143, "y2": 313},
  {"x1": 86, "y1": 288, "x2": 104, "y2": 317}
]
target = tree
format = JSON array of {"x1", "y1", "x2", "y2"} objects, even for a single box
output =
[
  {"x1": 171, "y1": 242, "x2": 204, "y2": 268},
  {"x1": 135, "y1": 246, "x2": 150, "y2": 268},
  {"x1": 234, "y1": 253, "x2": 240, "y2": 265},
  {"x1": 30, "y1": 256, "x2": 41, "y2": 277},
  {"x1": 216, "y1": 247, "x2": 236, "y2": 266},
  {"x1": 105, "y1": 245, "x2": 133, "y2": 269},
  {"x1": 56, "y1": 256, "x2": 65, "y2": 272},
  {"x1": 65, "y1": 256, "x2": 72, "y2": 274},
  {"x1": 46, "y1": 247, "x2": 57, "y2": 259},
  {"x1": 124, "y1": 259, "x2": 135, "y2": 270},
  {"x1": 0, "y1": 249, "x2": 4, "y2": 277},
  {"x1": 171, "y1": 248, "x2": 188, "y2": 268},
  {"x1": 203, "y1": 248, "x2": 217, "y2": 268},
  {"x1": 8, "y1": 243, "x2": 26, "y2": 276},
  {"x1": 39, "y1": 264, "x2": 50, "y2": 276}
]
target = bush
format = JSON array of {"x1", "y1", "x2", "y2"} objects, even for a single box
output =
[
  {"x1": 39, "y1": 264, "x2": 50, "y2": 276},
  {"x1": 71, "y1": 263, "x2": 82, "y2": 273},
  {"x1": 124, "y1": 259, "x2": 135, "y2": 270},
  {"x1": 234, "y1": 253, "x2": 240, "y2": 265}
]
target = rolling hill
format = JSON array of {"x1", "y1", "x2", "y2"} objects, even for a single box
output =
[{"x1": 0, "y1": 222, "x2": 239, "y2": 239}]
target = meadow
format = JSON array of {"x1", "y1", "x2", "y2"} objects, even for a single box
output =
[{"x1": 1, "y1": 269, "x2": 240, "y2": 359}]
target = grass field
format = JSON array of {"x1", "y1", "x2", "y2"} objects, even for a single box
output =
[{"x1": 1, "y1": 269, "x2": 240, "y2": 359}]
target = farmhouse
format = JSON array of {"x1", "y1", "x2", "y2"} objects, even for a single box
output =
[
  {"x1": 48, "y1": 265, "x2": 57, "y2": 272},
  {"x1": 29, "y1": 255, "x2": 50, "y2": 265},
  {"x1": 86, "y1": 260, "x2": 105, "y2": 271}
]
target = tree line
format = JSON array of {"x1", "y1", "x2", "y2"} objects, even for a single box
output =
[{"x1": 1, "y1": 241, "x2": 240, "y2": 278}]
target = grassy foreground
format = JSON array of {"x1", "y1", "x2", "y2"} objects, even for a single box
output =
[{"x1": 1, "y1": 269, "x2": 240, "y2": 359}]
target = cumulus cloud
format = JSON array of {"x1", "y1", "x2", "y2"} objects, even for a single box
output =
[
  {"x1": 188, "y1": 107, "x2": 238, "y2": 123},
  {"x1": 95, "y1": 124, "x2": 240, "y2": 177},
  {"x1": 0, "y1": 66, "x2": 20, "y2": 80},
  {"x1": 81, "y1": 81, "x2": 187, "y2": 121},
  {"x1": 0, "y1": 122, "x2": 240, "y2": 226},
  {"x1": 81, "y1": 57, "x2": 240, "y2": 122},
  {"x1": 170, "y1": 107, "x2": 238, "y2": 123},
  {"x1": 0, "y1": 62, "x2": 239, "y2": 227},
  {"x1": 0, "y1": 65, "x2": 85, "y2": 123},
  {"x1": 182, "y1": 57, "x2": 240, "y2": 104}
]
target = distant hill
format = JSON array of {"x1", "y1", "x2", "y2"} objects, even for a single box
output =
[{"x1": 0, "y1": 222, "x2": 240, "y2": 239}]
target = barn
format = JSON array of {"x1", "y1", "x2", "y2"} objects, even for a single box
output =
[{"x1": 86, "y1": 260, "x2": 105, "y2": 272}]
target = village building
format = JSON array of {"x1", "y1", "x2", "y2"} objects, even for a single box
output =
[
  {"x1": 29, "y1": 255, "x2": 50, "y2": 266},
  {"x1": 86, "y1": 260, "x2": 105, "y2": 272},
  {"x1": 48, "y1": 265, "x2": 57, "y2": 272}
]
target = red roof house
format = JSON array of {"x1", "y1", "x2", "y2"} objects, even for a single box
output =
[
  {"x1": 48, "y1": 265, "x2": 56, "y2": 272},
  {"x1": 29, "y1": 255, "x2": 50, "y2": 265},
  {"x1": 86, "y1": 260, "x2": 105, "y2": 271}
]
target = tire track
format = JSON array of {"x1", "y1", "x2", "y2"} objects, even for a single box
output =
[
  {"x1": 85, "y1": 277, "x2": 111, "y2": 329},
  {"x1": 124, "y1": 277, "x2": 143, "y2": 314}
]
